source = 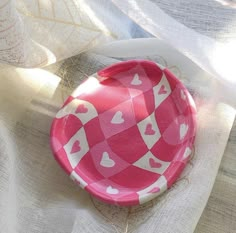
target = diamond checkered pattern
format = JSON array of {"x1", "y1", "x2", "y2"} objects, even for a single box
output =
[{"x1": 50, "y1": 60, "x2": 197, "y2": 206}]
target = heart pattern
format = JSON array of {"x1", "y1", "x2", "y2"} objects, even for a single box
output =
[
  {"x1": 149, "y1": 158, "x2": 162, "y2": 168},
  {"x1": 73, "y1": 179, "x2": 80, "y2": 185},
  {"x1": 158, "y1": 85, "x2": 167, "y2": 95},
  {"x1": 100, "y1": 152, "x2": 115, "y2": 167},
  {"x1": 111, "y1": 111, "x2": 124, "y2": 124},
  {"x1": 106, "y1": 186, "x2": 119, "y2": 195},
  {"x1": 70, "y1": 140, "x2": 81, "y2": 154},
  {"x1": 131, "y1": 73, "x2": 142, "y2": 85},
  {"x1": 145, "y1": 123, "x2": 155, "y2": 135},
  {"x1": 148, "y1": 187, "x2": 160, "y2": 194},
  {"x1": 180, "y1": 123, "x2": 189, "y2": 140},
  {"x1": 75, "y1": 104, "x2": 88, "y2": 113},
  {"x1": 51, "y1": 60, "x2": 197, "y2": 206}
]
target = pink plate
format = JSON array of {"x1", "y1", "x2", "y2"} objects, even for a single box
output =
[{"x1": 50, "y1": 60, "x2": 197, "y2": 206}]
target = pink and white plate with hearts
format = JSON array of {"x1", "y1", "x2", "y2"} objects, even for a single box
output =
[{"x1": 50, "y1": 60, "x2": 197, "y2": 206}]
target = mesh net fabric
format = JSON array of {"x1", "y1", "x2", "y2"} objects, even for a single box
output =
[
  {"x1": 151, "y1": 0, "x2": 236, "y2": 42},
  {"x1": 0, "y1": 1, "x2": 236, "y2": 233},
  {"x1": 0, "y1": 52, "x2": 235, "y2": 233}
]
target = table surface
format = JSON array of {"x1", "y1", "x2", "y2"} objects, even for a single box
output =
[{"x1": 195, "y1": 119, "x2": 236, "y2": 233}]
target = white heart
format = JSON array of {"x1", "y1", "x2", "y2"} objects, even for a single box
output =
[
  {"x1": 131, "y1": 73, "x2": 142, "y2": 85},
  {"x1": 180, "y1": 90, "x2": 186, "y2": 100},
  {"x1": 111, "y1": 111, "x2": 124, "y2": 124},
  {"x1": 106, "y1": 186, "x2": 119, "y2": 195},
  {"x1": 100, "y1": 152, "x2": 115, "y2": 167},
  {"x1": 180, "y1": 123, "x2": 189, "y2": 140},
  {"x1": 183, "y1": 147, "x2": 192, "y2": 159}
]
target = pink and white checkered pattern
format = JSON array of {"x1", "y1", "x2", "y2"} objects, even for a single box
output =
[{"x1": 50, "y1": 60, "x2": 197, "y2": 206}]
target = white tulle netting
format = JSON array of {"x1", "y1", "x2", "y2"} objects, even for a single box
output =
[{"x1": 0, "y1": 1, "x2": 235, "y2": 233}]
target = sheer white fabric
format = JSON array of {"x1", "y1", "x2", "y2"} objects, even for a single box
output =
[{"x1": 0, "y1": 1, "x2": 236, "y2": 233}]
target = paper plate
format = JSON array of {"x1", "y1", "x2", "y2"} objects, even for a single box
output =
[{"x1": 50, "y1": 60, "x2": 197, "y2": 206}]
